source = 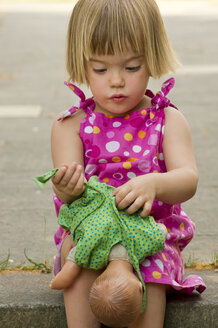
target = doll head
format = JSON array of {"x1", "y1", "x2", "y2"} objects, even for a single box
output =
[
  {"x1": 66, "y1": 0, "x2": 179, "y2": 85},
  {"x1": 89, "y1": 272, "x2": 143, "y2": 327}
]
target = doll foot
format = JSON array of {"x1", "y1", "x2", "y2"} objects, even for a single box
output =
[{"x1": 49, "y1": 273, "x2": 74, "y2": 290}]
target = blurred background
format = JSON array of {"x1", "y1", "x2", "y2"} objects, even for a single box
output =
[{"x1": 0, "y1": 0, "x2": 218, "y2": 269}]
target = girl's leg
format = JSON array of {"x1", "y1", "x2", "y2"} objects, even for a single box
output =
[
  {"x1": 129, "y1": 283, "x2": 167, "y2": 328},
  {"x1": 61, "y1": 235, "x2": 102, "y2": 328}
]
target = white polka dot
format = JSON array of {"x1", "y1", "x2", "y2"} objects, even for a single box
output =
[
  {"x1": 107, "y1": 131, "x2": 115, "y2": 139},
  {"x1": 142, "y1": 259, "x2": 151, "y2": 267},
  {"x1": 106, "y1": 141, "x2": 120, "y2": 153},
  {"x1": 138, "y1": 160, "x2": 151, "y2": 173},
  {"x1": 158, "y1": 201, "x2": 163, "y2": 206},
  {"x1": 85, "y1": 149, "x2": 92, "y2": 158},
  {"x1": 148, "y1": 134, "x2": 158, "y2": 146},
  {"x1": 124, "y1": 151, "x2": 130, "y2": 156},
  {"x1": 89, "y1": 113, "x2": 96, "y2": 124},
  {"x1": 113, "y1": 121, "x2": 121, "y2": 128},
  {"x1": 143, "y1": 150, "x2": 150, "y2": 156},
  {"x1": 153, "y1": 156, "x2": 158, "y2": 165},
  {"x1": 99, "y1": 159, "x2": 107, "y2": 163},
  {"x1": 159, "y1": 153, "x2": 164, "y2": 160},
  {"x1": 113, "y1": 173, "x2": 123, "y2": 180},
  {"x1": 155, "y1": 123, "x2": 161, "y2": 131},
  {"x1": 155, "y1": 259, "x2": 164, "y2": 272},
  {"x1": 84, "y1": 126, "x2": 93, "y2": 134},
  {"x1": 127, "y1": 172, "x2": 136, "y2": 179},
  {"x1": 132, "y1": 145, "x2": 142, "y2": 153},
  {"x1": 85, "y1": 164, "x2": 96, "y2": 174},
  {"x1": 172, "y1": 280, "x2": 180, "y2": 287}
]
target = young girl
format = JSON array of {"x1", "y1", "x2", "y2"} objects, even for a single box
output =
[{"x1": 50, "y1": 0, "x2": 206, "y2": 327}]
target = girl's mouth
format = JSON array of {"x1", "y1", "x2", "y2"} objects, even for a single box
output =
[{"x1": 110, "y1": 94, "x2": 127, "y2": 103}]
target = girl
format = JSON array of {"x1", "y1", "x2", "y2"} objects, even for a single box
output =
[{"x1": 50, "y1": 0, "x2": 206, "y2": 327}]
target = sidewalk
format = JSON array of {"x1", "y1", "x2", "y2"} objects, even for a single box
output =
[
  {"x1": 1, "y1": 270, "x2": 217, "y2": 328},
  {"x1": 0, "y1": 1, "x2": 218, "y2": 327}
]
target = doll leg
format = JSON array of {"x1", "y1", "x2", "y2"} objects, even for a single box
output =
[
  {"x1": 129, "y1": 283, "x2": 167, "y2": 328},
  {"x1": 50, "y1": 260, "x2": 82, "y2": 289},
  {"x1": 60, "y1": 235, "x2": 103, "y2": 328}
]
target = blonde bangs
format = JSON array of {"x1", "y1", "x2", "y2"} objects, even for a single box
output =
[{"x1": 66, "y1": 0, "x2": 180, "y2": 84}]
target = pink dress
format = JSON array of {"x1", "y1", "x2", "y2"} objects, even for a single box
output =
[{"x1": 53, "y1": 78, "x2": 206, "y2": 294}]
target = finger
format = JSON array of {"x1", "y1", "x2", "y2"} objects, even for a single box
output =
[
  {"x1": 52, "y1": 166, "x2": 67, "y2": 184},
  {"x1": 140, "y1": 201, "x2": 153, "y2": 218},
  {"x1": 73, "y1": 172, "x2": 85, "y2": 195},
  {"x1": 116, "y1": 192, "x2": 136, "y2": 210},
  {"x1": 114, "y1": 187, "x2": 131, "y2": 206},
  {"x1": 67, "y1": 164, "x2": 84, "y2": 190},
  {"x1": 125, "y1": 197, "x2": 144, "y2": 215},
  {"x1": 61, "y1": 162, "x2": 77, "y2": 186}
]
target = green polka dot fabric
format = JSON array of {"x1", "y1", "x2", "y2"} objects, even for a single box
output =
[{"x1": 33, "y1": 171, "x2": 164, "y2": 312}]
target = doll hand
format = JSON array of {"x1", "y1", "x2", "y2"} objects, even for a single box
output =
[
  {"x1": 112, "y1": 174, "x2": 157, "y2": 217},
  {"x1": 52, "y1": 162, "x2": 85, "y2": 203}
]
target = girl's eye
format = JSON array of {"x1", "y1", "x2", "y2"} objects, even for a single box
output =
[
  {"x1": 126, "y1": 66, "x2": 141, "y2": 72},
  {"x1": 93, "y1": 68, "x2": 107, "y2": 73}
]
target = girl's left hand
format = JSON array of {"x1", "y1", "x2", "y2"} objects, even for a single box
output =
[{"x1": 112, "y1": 174, "x2": 157, "y2": 217}]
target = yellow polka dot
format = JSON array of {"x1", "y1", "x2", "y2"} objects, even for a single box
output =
[
  {"x1": 68, "y1": 85, "x2": 75, "y2": 92},
  {"x1": 105, "y1": 114, "x2": 114, "y2": 118},
  {"x1": 157, "y1": 152, "x2": 159, "y2": 159},
  {"x1": 124, "y1": 114, "x2": 130, "y2": 119},
  {"x1": 150, "y1": 112, "x2": 155, "y2": 119},
  {"x1": 180, "y1": 223, "x2": 185, "y2": 231},
  {"x1": 102, "y1": 177, "x2": 109, "y2": 182},
  {"x1": 171, "y1": 259, "x2": 174, "y2": 266},
  {"x1": 126, "y1": 157, "x2": 138, "y2": 162},
  {"x1": 141, "y1": 109, "x2": 147, "y2": 115},
  {"x1": 123, "y1": 162, "x2": 132, "y2": 169},
  {"x1": 138, "y1": 130, "x2": 146, "y2": 139},
  {"x1": 153, "y1": 170, "x2": 158, "y2": 173},
  {"x1": 167, "y1": 227, "x2": 171, "y2": 233},
  {"x1": 162, "y1": 253, "x2": 167, "y2": 262},
  {"x1": 61, "y1": 231, "x2": 67, "y2": 239},
  {"x1": 173, "y1": 246, "x2": 178, "y2": 254},
  {"x1": 112, "y1": 156, "x2": 121, "y2": 162},
  {"x1": 93, "y1": 126, "x2": 101, "y2": 134},
  {"x1": 152, "y1": 271, "x2": 162, "y2": 279},
  {"x1": 124, "y1": 133, "x2": 133, "y2": 141}
]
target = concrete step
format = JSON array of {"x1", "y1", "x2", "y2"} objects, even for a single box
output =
[{"x1": 0, "y1": 270, "x2": 217, "y2": 328}]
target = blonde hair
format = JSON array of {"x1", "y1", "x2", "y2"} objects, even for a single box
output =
[
  {"x1": 66, "y1": 0, "x2": 179, "y2": 85},
  {"x1": 89, "y1": 275, "x2": 142, "y2": 327}
]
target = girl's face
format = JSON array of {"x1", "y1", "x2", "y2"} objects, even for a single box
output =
[{"x1": 86, "y1": 49, "x2": 150, "y2": 116}]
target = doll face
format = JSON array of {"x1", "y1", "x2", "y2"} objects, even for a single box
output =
[{"x1": 86, "y1": 49, "x2": 150, "y2": 116}]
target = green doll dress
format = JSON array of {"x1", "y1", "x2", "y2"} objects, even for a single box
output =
[{"x1": 33, "y1": 170, "x2": 165, "y2": 312}]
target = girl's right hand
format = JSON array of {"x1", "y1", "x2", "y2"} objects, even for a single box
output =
[{"x1": 52, "y1": 162, "x2": 86, "y2": 204}]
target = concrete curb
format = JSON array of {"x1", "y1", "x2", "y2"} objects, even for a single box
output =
[{"x1": 0, "y1": 270, "x2": 217, "y2": 328}]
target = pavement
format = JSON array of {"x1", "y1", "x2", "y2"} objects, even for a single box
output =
[{"x1": 0, "y1": 1, "x2": 218, "y2": 327}]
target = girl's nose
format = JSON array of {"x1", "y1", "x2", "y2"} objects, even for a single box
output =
[{"x1": 109, "y1": 71, "x2": 125, "y2": 88}]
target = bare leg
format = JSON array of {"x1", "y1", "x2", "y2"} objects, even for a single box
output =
[
  {"x1": 129, "y1": 283, "x2": 167, "y2": 328},
  {"x1": 50, "y1": 260, "x2": 82, "y2": 289},
  {"x1": 60, "y1": 235, "x2": 103, "y2": 328}
]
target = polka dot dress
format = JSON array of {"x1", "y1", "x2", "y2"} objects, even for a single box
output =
[{"x1": 53, "y1": 78, "x2": 206, "y2": 295}]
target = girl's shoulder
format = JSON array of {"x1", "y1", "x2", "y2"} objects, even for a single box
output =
[{"x1": 52, "y1": 109, "x2": 86, "y2": 136}]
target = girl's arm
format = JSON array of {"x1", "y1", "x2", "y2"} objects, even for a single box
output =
[
  {"x1": 113, "y1": 108, "x2": 198, "y2": 217},
  {"x1": 155, "y1": 107, "x2": 198, "y2": 204},
  {"x1": 51, "y1": 112, "x2": 86, "y2": 204}
]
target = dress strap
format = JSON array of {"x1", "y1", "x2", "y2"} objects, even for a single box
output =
[
  {"x1": 57, "y1": 82, "x2": 95, "y2": 121},
  {"x1": 145, "y1": 78, "x2": 178, "y2": 111}
]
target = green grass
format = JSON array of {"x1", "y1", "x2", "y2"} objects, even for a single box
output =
[{"x1": 0, "y1": 249, "x2": 52, "y2": 273}]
